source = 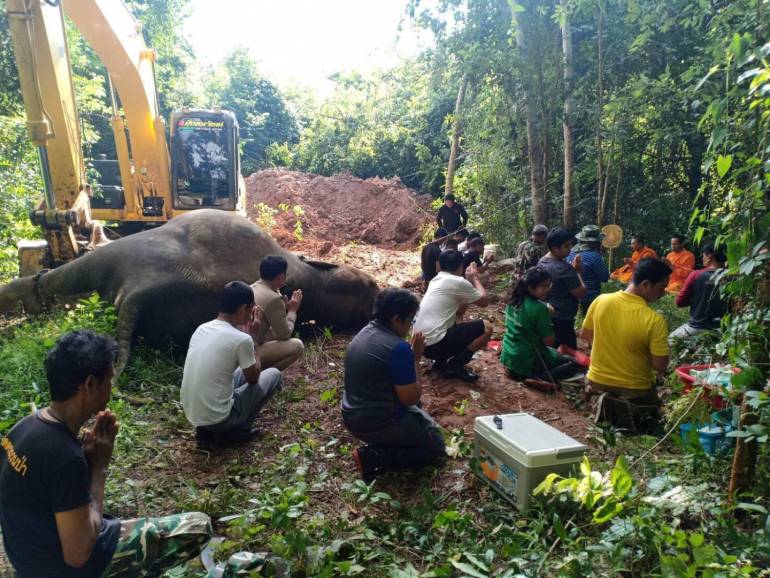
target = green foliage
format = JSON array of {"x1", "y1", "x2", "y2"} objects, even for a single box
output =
[
  {"x1": 285, "y1": 63, "x2": 453, "y2": 195},
  {"x1": 0, "y1": 116, "x2": 42, "y2": 281},
  {"x1": 204, "y1": 48, "x2": 298, "y2": 175},
  {"x1": 535, "y1": 456, "x2": 633, "y2": 523},
  {"x1": 251, "y1": 201, "x2": 305, "y2": 241},
  {"x1": 252, "y1": 202, "x2": 278, "y2": 233},
  {"x1": 0, "y1": 293, "x2": 116, "y2": 433},
  {"x1": 692, "y1": 30, "x2": 770, "y2": 448},
  {"x1": 534, "y1": 457, "x2": 762, "y2": 576},
  {"x1": 126, "y1": 0, "x2": 200, "y2": 120},
  {"x1": 0, "y1": 0, "x2": 21, "y2": 116}
]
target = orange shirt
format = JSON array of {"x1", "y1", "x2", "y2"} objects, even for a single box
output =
[
  {"x1": 610, "y1": 247, "x2": 658, "y2": 284},
  {"x1": 665, "y1": 250, "x2": 696, "y2": 294}
]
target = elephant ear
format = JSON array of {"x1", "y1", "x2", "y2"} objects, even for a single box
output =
[{"x1": 299, "y1": 256, "x2": 339, "y2": 271}]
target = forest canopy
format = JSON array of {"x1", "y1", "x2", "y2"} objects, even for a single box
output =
[{"x1": 0, "y1": 0, "x2": 765, "y2": 252}]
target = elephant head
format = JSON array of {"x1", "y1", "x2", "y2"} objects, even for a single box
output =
[{"x1": 291, "y1": 259, "x2": 379, "y2": 329}]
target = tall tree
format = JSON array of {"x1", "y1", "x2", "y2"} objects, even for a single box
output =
[
  {"x1": 560, "y1": 1, "x2": 575, "y2": 227},
  {"x1": 445, "y1": 74, "x2": 468, "y2": 197},
  {"x1": 594, "y1": 1, "x2": 606, "y2": 225},
  {"x1": 206, "y1": 49, "x2": 298, "y2": 176},
  {"x1": 512, "y1": 0, "x2": 549, "y2": 225}
]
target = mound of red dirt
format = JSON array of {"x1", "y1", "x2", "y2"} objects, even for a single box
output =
[{"x1": 245, "y1": 169, "x2": 434, "y2": 252}]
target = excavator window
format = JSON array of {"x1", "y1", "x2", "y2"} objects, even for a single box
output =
[{"x1": 171, "y1": 112, "x2": 239, "y2": 210}]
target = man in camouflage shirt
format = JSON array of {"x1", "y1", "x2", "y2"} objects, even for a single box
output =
[
  {"x1": 512, "y1": 224, "x2": 549, "y2": 279},
  {"x1": 0, "y1": 330, "x2": 211, "y2": 578}
]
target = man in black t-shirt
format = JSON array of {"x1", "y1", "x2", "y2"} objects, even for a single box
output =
[
  {"x1": 435, "y1": 194, "x2": 468, "y2": 234},
  {"x1": 0, "y1": 330, "x2": 212, "y2": 578},
  {"x1": 421, "y1": 227, "x2": 447, "y2": 285},
  {"x1": 462, "y1": 236, "x2": 494, "y2": 274}
]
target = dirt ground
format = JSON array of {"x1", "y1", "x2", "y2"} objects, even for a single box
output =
[
  {"x1": 241, "y1": 168, "x2": 591, "y2": 441},
  {"x1": 291, "y1": 245, "x2": 591, "y2": 443},
  {"x1": 245, "y1": 169, "x2": 434, "y2": 254}
]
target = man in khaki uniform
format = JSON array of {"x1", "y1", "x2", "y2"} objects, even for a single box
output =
[{"x1": 251, "y1": 256, "x2": 305, "y2": 370}]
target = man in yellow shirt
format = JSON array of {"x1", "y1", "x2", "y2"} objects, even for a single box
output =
[{"x1": 581, "y1": 258, "x2": 672, "y2": 428}]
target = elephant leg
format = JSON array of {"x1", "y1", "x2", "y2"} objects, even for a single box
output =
[{"x1": 114, "y1": 289, "x2": 145, "y2": 377}]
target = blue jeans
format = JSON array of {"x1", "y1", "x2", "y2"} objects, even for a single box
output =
[
  {"x1": 344, "y1": 406, "x2": 445, "y2": 475},
  {"x1": 199, "y1": 368, "x2": 282, "y2": 435}
]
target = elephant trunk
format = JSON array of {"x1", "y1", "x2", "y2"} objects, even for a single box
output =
[{"x1": 0, "y1": 276, "x2": 39, "y2": 314}]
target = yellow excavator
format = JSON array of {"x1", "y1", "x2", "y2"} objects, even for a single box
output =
[{"x1": 6, "y1": 0, "x2": 242, "y2": 274}]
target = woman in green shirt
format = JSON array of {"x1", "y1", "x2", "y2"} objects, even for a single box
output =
[{"x1": 500, "y1": 267, "x2": 581, "y2": 383}]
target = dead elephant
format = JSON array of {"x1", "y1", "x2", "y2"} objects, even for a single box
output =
[{"x1": 0, "y1": 209, "x2": 379, "y2": 370}]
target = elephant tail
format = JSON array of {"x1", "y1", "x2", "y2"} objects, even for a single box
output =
[{"x1": 0, "y1": 275, "x2": 38, "y2": 314}]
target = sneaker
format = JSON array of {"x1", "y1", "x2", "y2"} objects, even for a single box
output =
[
  {"x1": 560, "y1": 373, "x2": 586, "y2": 385},
  {"x1": 196, "y1": 426, "x2": 261, "y2": 449},
  {"x1": 447, "y1": 349, "x2": 475, "y2": 370},
  {"x1": 352, "y1": 447, "x2": 377, "y2": 483},
  {"x1": 523, "y1": 378, "x2": 558, "y2": 393},
  {"x1": 352, "y1": 448, "x2": 365, "y2": 476},
  {"x1": 441, "y1": 367, "x2": 479, "y2": 382},
  {"x1": 431, "y1": 359, "x2": 448, "y2": 372}
]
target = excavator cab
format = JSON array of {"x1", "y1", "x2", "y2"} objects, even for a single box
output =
[{"x1": 171, "y1": 110, "x2": 240, "y2": 211}]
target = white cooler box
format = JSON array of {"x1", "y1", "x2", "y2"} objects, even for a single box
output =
[{"x1": 473, "y1": 413, "x2": 587, "y2": 511}]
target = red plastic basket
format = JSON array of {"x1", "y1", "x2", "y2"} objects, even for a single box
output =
[{"x1": 674, "y1": 364, "x2": 740, "y2": 410}]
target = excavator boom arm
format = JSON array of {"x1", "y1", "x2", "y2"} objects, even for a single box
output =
[{"x1": 64, "y1": 0, "x2": 172, "y2": 219}]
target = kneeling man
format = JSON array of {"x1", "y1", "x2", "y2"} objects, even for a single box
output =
[
  {"x1": 413, "y1": 250, "x2": 493, "y2": 381},
  {"x1": 252, "y1": 256, "x2": 305, "y2": 371},
  {"x1": 181, "y1": 281, "x2": 283, "y2": 447},
  {"x1": 0, "y1": 330, "x2": 211, "y2": 577},
  {"x1": 582, "y1": 258, "x2": 672, "y2": 430},
  {"x1": 342, "y1": 288, "x2": 445, "y2": 481}
]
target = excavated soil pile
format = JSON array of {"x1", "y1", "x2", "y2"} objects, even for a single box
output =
[{"x1": 245, "y1": 169, "x2": 434, "y2": 253}]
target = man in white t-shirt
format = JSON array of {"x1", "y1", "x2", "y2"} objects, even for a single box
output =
[
  {"x1": 181, "y1": 281, "x2": 283, "y2": 447},
  {"x1": 413, "y1": 250, "x2": 493, "y2": 381}
]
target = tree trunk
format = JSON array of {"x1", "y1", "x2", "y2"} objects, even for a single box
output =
[
  {"x1": 538, "y1": 65, "x2": 550, "y2": 201},
  {"x1": 686, "y1": 134, "x2": 707, "y2": 209},
  {"x1": 445, "y1": 74, "x2": 469, "y2": 198},
  {"x1": 597, "y1": 118, "x2": 616, "y2": 225},
  {"x1": 595, "y1": 5, "x2": 605, "y2": 225},
  {"x1": 562, "y1": 9, "x2": 575, "y2": 228},
  {"x1": 612, "y1": 152, "x2": 623, "y2": 224},
  {"x1": 728, "y1": 397, "x2": 759, "y2": 501},
  {"x1": 512, "y1": 4, "x2": 548, "y2": 226}
]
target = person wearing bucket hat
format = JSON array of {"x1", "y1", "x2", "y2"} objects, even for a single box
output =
[{"x1": 567, "y1": 225, "x2": 610, "y2": 314}]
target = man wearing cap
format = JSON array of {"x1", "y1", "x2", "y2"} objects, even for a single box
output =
[
  {"x1": 567, "y1": 225, "x2": 610, "y2": 314},
  {"x1": 435, "y1": 194, "x2": 468, "y2": 234},
  {"x1": 512, "y1": 224, "x2": 549, "y2": 280}
]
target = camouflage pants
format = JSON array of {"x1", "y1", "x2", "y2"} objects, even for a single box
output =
[{"x1": 102, "y1": 512, "x2": 212, "y2": 577}]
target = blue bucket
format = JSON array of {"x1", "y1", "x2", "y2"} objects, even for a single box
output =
[
  {"x1": 680, "y1": 421, "x2": 734, "y2": 455},
  {"x1": 697, "y1": 423, "x2": 734, "y2": 455},
  {"x1": 679, "y1": 422, "x2": 698, "y2": 441}
]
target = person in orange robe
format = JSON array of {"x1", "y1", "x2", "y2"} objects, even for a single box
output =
[
  {"x1": 610, "y1": 236, "x2": 658, "y2": 284},
  {"x1": 664, "y1": 234, "x2": 696, "y2": 294}
]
